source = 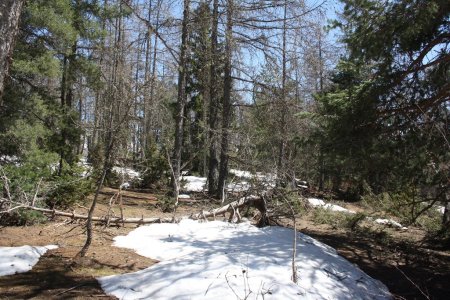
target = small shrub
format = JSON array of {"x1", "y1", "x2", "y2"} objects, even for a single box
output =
[
  {"x1": 341, "y1": 212, "x2": 366, "y2": 230},
  {"x1": 415, "y1": 210, "x2": 442, "y2": 234},
  {"x1": 45, "y1": 162, "x2": 94, "y2": 209},
  {"x1": 312, "y1": 208, "x2": 366, "y2": 230},
  {"x1": 312, "y1": 208, "x2": 347, "y2": 228},
  {"x1": 0, "y1": 209, "x2": 47, "y2": 226},
  {"x1": 158, "y1": 196, "x2": 176, "y2": 213},
  {"x1": 45, "y1": 177, "x2": 93, "y2": 209},
  {"x1": 139, "y1": 144, "x2": 169, "y2": 188}
]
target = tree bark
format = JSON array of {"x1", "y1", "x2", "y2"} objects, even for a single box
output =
[
  {"x1": 190, "y1": 194, "x2": 268, "y2": 226},
  {"x1": 207, "y1": 0, "x2": 220, "y2": 195},
  {"x1": 172, "y1": 0, "x2": 190, "y2": 199},
  {"x1": 277, "y1": 0, "x2": 288, "y2": 180},
  {"x1": 0, "y1": 0, "x2": 24, "y2": 105},
  {"x1": 217, "y1": 0, "x2": 233, "y2": 200}
]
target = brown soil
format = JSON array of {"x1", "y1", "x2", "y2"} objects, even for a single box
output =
[{"x1": 0, "y1": 189, "x2": 449, "y2": 299}]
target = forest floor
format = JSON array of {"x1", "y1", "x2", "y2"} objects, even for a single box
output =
[{"x1": 0, "y1": 188, "x2": 449, "y2": 300}]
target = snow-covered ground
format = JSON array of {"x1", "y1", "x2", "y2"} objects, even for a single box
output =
[
  {"x1": 181, "y1": 176, "x2": 207, "y2": 192},
  {"x1": 112, "y1": 166, "x2": 141, "y2": 180},
  {"x1": 181, "y1": 170, "x2": 277, "y2": 193},
  {"x1": 308, "y1": 198, "x2": 356, "y2": 214},
  {"x1": 373, "y1": 219, "x2": 408, "y2": 230},
  {"x1": 0, "y1": 245, "x2": 58, "y2": 276},
  {"x1": 99, "y1": 220, "x2": 391, "y2": 299},
  {"x1": 436, "y1": 206, "x2": 445, "y2": 214}
]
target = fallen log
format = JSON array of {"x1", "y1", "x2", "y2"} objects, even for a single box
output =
[
  {"x1": 190, "y1": 195, "x2": 269, "y2": 226},
  {"x1": 8, "y1": 195, "x2": 268, "y2": 226},
  {"x1": 25, "y1": 206, "x2": 176, "y2": 224},
  {"x1": 100, "y1": 188, "x2": 158, "y2": 202}
]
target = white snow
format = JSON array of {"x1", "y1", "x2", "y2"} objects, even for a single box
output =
[
  {"x1": 0, "y1": 245, "x2": 58, "y2": 276},
  {"x1": 78, "y1": 157, "x2": 92, "y2": 177},
  {"x1": 308, "y1": 198, "x2": 326, "y2": 207},
  {"x1": 113, "y1": 167, "x2": 141, "y2": 179},
  {"x1": 120, "y1": 182, "x2": 130, "y2": 189},
  {"x1": 178, "y1": 194, "x2": 191, "y2": 199},
  {"x1": 436, "y1": 206, "x2": 445, "y2": 214},
  {"x1": 181, "y1": 171, "x2": 277, "y2": 193},
  {"x1": 374, "y1": 219, "x2": 407, "y2": 230},
  {"x1": 229, "y1": 169, "x2": 253, "y2": 179},
  {"x1": 0, "y1": 155, "x2": 19, "y2": 165},
  {"x1": 226, "y1": 180, "x2": 251, "y2": 192},
  {"x1": 181, "y1": 176, "x2": 207, "y2": 192},
  {"x1": 307, "y1": 198, "x2": 356, "y2": 214},
  {"x1": 99, "y1": 220, "x2": 391, "y2": 300}
]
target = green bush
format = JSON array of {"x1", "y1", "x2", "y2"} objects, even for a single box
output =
[
  {"x1": 45, "y1": 177, "x2": 93, "y2": 209},
  {"x1": 139, "y1": 145, "x2": 169, "y2": 188},
  {"x1": 312, "y1": 208, "x2": 366, "y2": 230},
  {"x1": 44, "y1": 160, "x2": 94, "y2": 208},
  {"x1": 157, "y1": 195, "x2": 176, "y2": 213},
  {"x1": 312, "y1": 208, "x2": 347, "y2": 228},
  {"x1": 361, "y1": 189, "x2": 444, "y2": 230},
  {"x1": 415, "y1": 209, "x2": 442, "y2": 234},
  {"x1": 0, "y1": 209, "x2": 47, "y2": 226}
]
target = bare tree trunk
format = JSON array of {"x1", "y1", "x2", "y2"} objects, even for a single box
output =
[
  {"x1": 80, "y1": 1, "x2": 132, "y2": 256},
  {"x1": 78, "y1": 133, "x2": 113, "y2": 257},
  {"x1": 207, "y1": 0, "x2": 220, "y2": 196},
  {"x1": 142, "y1": 0, "x2": 153, "y2": 155},
  {"x1": 277, "y1": 0, "x2": 288, "y2": 181},
  {"x1": 0, "y1": 0, "x2": 24, "y2": 105},
  {"x1": 172, "y1": 0, "x2": 190, "y2": 199},
  {"x1": 217, "y1": 0, "x2": 233, "y2": 200}
]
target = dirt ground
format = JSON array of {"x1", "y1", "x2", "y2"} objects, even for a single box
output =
[{"x1": 0, "y1": 189, "x2": 449, "y2": 299}]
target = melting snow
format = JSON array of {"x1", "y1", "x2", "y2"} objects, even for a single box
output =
[
  {"x1": 229, "y1": 169, "x2": 253, "y2": 179},
  {"x1": 308, "y1": 198, "x2": 356, "y2": 214},
  {"x1": 0, "y1": 245, "x2": 58, "y2": 276},
  {"x1": 436, "y1": 206, "x2": 445, "y2": 214},
  {"x1": 98, "y1": 220, "x2": 391, "y2": 299},
  {"x1": 181, "y1": 176, "x2": 207, "y2": 192},
  {"x1": 374, "y1": 219, "x2": 407, "y2": 230},
  {"x1": 113, "y1": 167, "x2": 141, "y2": 179},
  {"x1": 182, "y1": 170, "x2": 277, "y2": 193}
]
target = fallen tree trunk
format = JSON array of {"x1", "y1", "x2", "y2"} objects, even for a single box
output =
[
  {"x1": 190, "y1": 195, "x2": 269, "y2": 226},
  {"x1": 26, "y1": 206, "x2": 176, "y2": 224},
  {"x1": 6, "y1": 195, "x2": 268, "y2": 226},
  {"x1": 100, "y1": 188, "x2": 158, "y2": 202}
]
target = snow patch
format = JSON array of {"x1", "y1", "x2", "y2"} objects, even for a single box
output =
[
  {"x1": 229, "y1": 169, "x2": 253, "y2": 179},
  {"x1": 78, "y1": 157, "x2": 92, "y2": 177},
  {"x1": 0, "y1": 245, "x2": 58, "y2": 276},
  {"x1": 182, "y1": 171, "x2": 277, "y2": 193},
  {"x1": 181, "y1": 176, "x2": 207, "y2": 192},
  {"x1": 374, "y1": 219, "x2": 407, "y2": 230},
  {"x1": 99, "y1": 220, "x2": 391, "y2": 299},
  {"x1": 307, "y1": 198, "x2": 356, "y2": 214},
  {"x1": 113, "y1": 167, "x2": 140, "y2": 179}
]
